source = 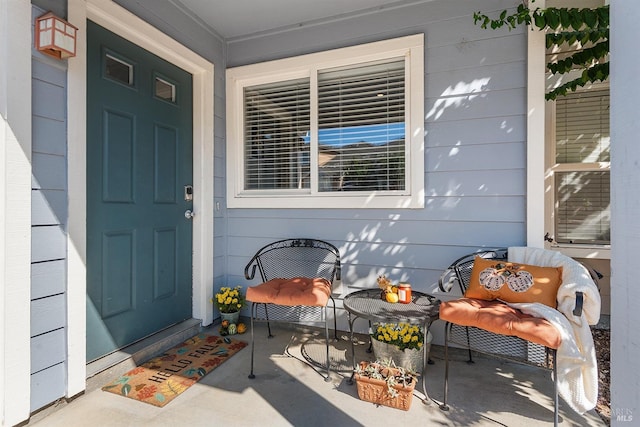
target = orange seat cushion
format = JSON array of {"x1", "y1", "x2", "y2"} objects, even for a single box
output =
[
  {"x1": 246, "y1": 277, "x2": 332, "y2": 307},
  {"x1": 464, "y1": 256, "x2": 563, "y2": 308},
  {"x1": 439, "y1": 298, "x2": 561, "y2": 349}
]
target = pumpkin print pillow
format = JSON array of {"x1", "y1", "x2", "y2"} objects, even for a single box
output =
[{"x1": 464, "y1": 256, "x2": 563, "y2": 308}]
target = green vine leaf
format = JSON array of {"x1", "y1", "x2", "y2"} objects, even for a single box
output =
[
  {"x1": 473, "y1": 3, "x2": 609, "y2": 99},
  {"x1": 545, "y1": 63, "x2": 608, "y2": 100},
  {"x1": 583, "y1": 9, "x2": 597, "y2": 28},
  {"x1": 547, "y1": 40, "x2": 609, "y2": 75}
]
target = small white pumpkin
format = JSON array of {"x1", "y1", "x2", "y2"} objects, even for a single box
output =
[{"x1": 228, "y1": 323, "x2": 237, "y2": 335}]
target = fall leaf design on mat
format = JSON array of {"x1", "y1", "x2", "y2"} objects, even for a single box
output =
[
  {"x1": 160, "y1": 378, "x2": 191, "y2": 396},
  {"x1": 206, "y1": 335, "x2": 223, "y2": 344},
  {"x1": 160, "y1": 354, "x2": 177, "y2": 362},
  {"x1": 229, "y1": 341, "x2": 246, "y2": 351},
  {"x1": 127, "y1": 367, "x2": 147, "y2": 376},
  {"x1": 136, "y1": 385, "x2": 158, "y2": 400},
  {"x1": 183, "y1": 367, "x2": 208, "y2": 379},
  {"x1": 202, "y1": 358, "x2": 222, "y2": 368},
  {"x1": 212, "y1": 347, "x2": 229, "y2": 356},
  {"x1": 185, "y1": 336, "x2": 202, "y2": 345}
]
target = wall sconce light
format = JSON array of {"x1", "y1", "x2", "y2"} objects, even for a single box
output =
[{"x1": 35, "y1": 12, "x2": 78, "y2": 60}]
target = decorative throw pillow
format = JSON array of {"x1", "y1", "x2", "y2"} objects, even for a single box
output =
[{"x1": 464, "y1": 256, "x2": 563, "y2": 308}]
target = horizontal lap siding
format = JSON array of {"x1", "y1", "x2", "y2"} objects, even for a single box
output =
[
  {"x1": 225, "y1": 0, "x2": 527, "y2": 300},
  {"x1": 30, "y1": 4, "x2": 68, "y2": 411}
]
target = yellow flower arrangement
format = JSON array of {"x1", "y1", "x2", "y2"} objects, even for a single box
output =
[
  {"x1": 372, "y1": 322, "x2": 424, "y2": 352},
  {"x1": 212, "y1": 286, "x2": 246, "y2": 313}
]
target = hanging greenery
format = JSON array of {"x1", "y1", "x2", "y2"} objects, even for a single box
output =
[{"x1": 473, "y1": 1, "x2": 609, "y2": 100}]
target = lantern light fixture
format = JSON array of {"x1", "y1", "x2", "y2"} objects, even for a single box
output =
[{"x1": 35, "y1": 12, "x2": 78, "y2": 60}]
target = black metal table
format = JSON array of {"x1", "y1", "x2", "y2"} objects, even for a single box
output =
[{"x1": 343, "y1": 288, "x2": 440, "y2": 403}]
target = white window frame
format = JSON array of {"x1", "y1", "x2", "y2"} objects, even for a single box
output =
[
  {"x1": 226, "y1": 34, "x2": 424, "y2": 209},
  {"x1": 526, "y1": 0, "x2": 610, "y2": 259},
  {"x1": 544, "y1": 82, "x2": 611, "y2": 257}
]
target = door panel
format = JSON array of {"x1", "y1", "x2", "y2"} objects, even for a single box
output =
[
  {"x1": 86, "y1": 21, "x2": 193, "y2": 362},
  {"x1": 103, "y1": 109, "x2": 135, "y2": 202}
]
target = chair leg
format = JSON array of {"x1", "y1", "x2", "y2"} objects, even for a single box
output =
[
  {"x1": 248, "y1": 302, "x2": 256, "y2": 379},
  {"x1": 440, "y1": 322, "x2": 451, "y2": 411},
  {"x1": 464, "y1": 326, "x2": 474, "y2": 364},
  {"x1": 323, "y1": 306, "x2": 331, "y2": 382},
  {"x1": 553, "y1": 349, "x2": 559, "y2": 426},
  {"x1": 262, "y1": 303, "x2": 273, "y2": 338},
  {"x1": 331, "y1": 298, "x2": 338, "y2": 341}
]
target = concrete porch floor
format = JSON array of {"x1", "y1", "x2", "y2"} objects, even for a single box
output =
[{"x1": 31, "y1": 321, "x2": 605, "y2": 427}]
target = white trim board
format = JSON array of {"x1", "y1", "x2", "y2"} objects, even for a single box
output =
[
  {"x1": 526, "y1": 0, "x2": 546, "y2": 250},
  {"x1": 67, "y1": 0, "x2": 215, "y2": 398},
  {"x1": 1, "y1": 2, "x2": 33, "y2": 425}
]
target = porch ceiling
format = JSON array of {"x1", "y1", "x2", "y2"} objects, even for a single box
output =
[{"x1": 175, "y1": 0, "x2": 433, "y2": 40}]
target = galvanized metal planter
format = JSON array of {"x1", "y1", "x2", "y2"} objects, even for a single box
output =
[{"x1": 370, "y1": 332, "x2": 433, "y2": 374}]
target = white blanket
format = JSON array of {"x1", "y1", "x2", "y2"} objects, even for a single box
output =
[{"x1": 507, "y1": 246, "x2": 601, "y2": 414}]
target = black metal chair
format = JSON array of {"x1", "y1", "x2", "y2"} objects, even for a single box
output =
[
  {"x1": 244, "y1": 238, "x2": 341, "y2": 381},
  {"x1": 438, "y1": 248, "x2": 592, "y2": 426}
]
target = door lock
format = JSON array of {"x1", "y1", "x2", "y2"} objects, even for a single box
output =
[{"x1": 184, "y1": 185, "x2": 193, "y2": 202}]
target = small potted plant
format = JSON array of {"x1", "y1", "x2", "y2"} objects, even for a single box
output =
[
  {"x1": 353, "y1": 359, "x2": 418, "y2": 410},
  {"x1": 370, "y1": 322, "x2": 431, "y2": 373},
  {"x1": 212, "y1": 286, "x2": 246, "y2": 335}
]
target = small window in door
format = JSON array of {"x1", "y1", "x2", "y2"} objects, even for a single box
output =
[
  {"x1": 105, "y1": 53, "x2": 134, "y2": 86},
  {"x1": 154, "y1": 76, "x2": 176, "y2": 103}
]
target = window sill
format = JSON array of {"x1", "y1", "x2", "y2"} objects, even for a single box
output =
[
  {"x1": 547, "y1": 244, "x2": 611, "y2": 260},
  {"x1": 227, "y1": 192, "x2": 424, "y2": 209}
]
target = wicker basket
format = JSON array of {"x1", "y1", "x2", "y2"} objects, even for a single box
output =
[{"x1": 354, "y1": 362, "x2": 416, "y2": 410}]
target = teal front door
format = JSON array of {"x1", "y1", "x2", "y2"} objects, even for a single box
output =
[{"x1": 86, "y1": 21, "x2": 193, "y2": 361}]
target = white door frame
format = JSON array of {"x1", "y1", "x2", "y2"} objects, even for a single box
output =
[{"x1": 67, "y1": 0, "x2": 214, "y2": 397}]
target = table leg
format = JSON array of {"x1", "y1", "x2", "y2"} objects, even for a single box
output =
[
  {"x1": 421, "y1": 319, "x2": 432, "y2": 404},
  {"x1": 347, "y1": 312, "x2": 356, "y2": 385}
]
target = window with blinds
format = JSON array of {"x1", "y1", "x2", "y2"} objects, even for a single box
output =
[
  {"x1": 226, "y1": 34, "x2": 424, "y2": 209},
  {"x1": 244, "y1": 78, "x2": 310, "y2": 190},
  {"x1": 553, "y1": 89, "x2": 610, "y2": 244},
  {"x1": 317, "y1": 61, "x2": 405, "y2": 192}
]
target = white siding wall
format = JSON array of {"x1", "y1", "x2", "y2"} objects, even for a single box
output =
[{"x1": 224, "y1": 0, "x2": 527, "y2": 322}]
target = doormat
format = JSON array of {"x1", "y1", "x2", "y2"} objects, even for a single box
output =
[{"x1": 102, "y1": 333, "x2": 247, "y2": 407}]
